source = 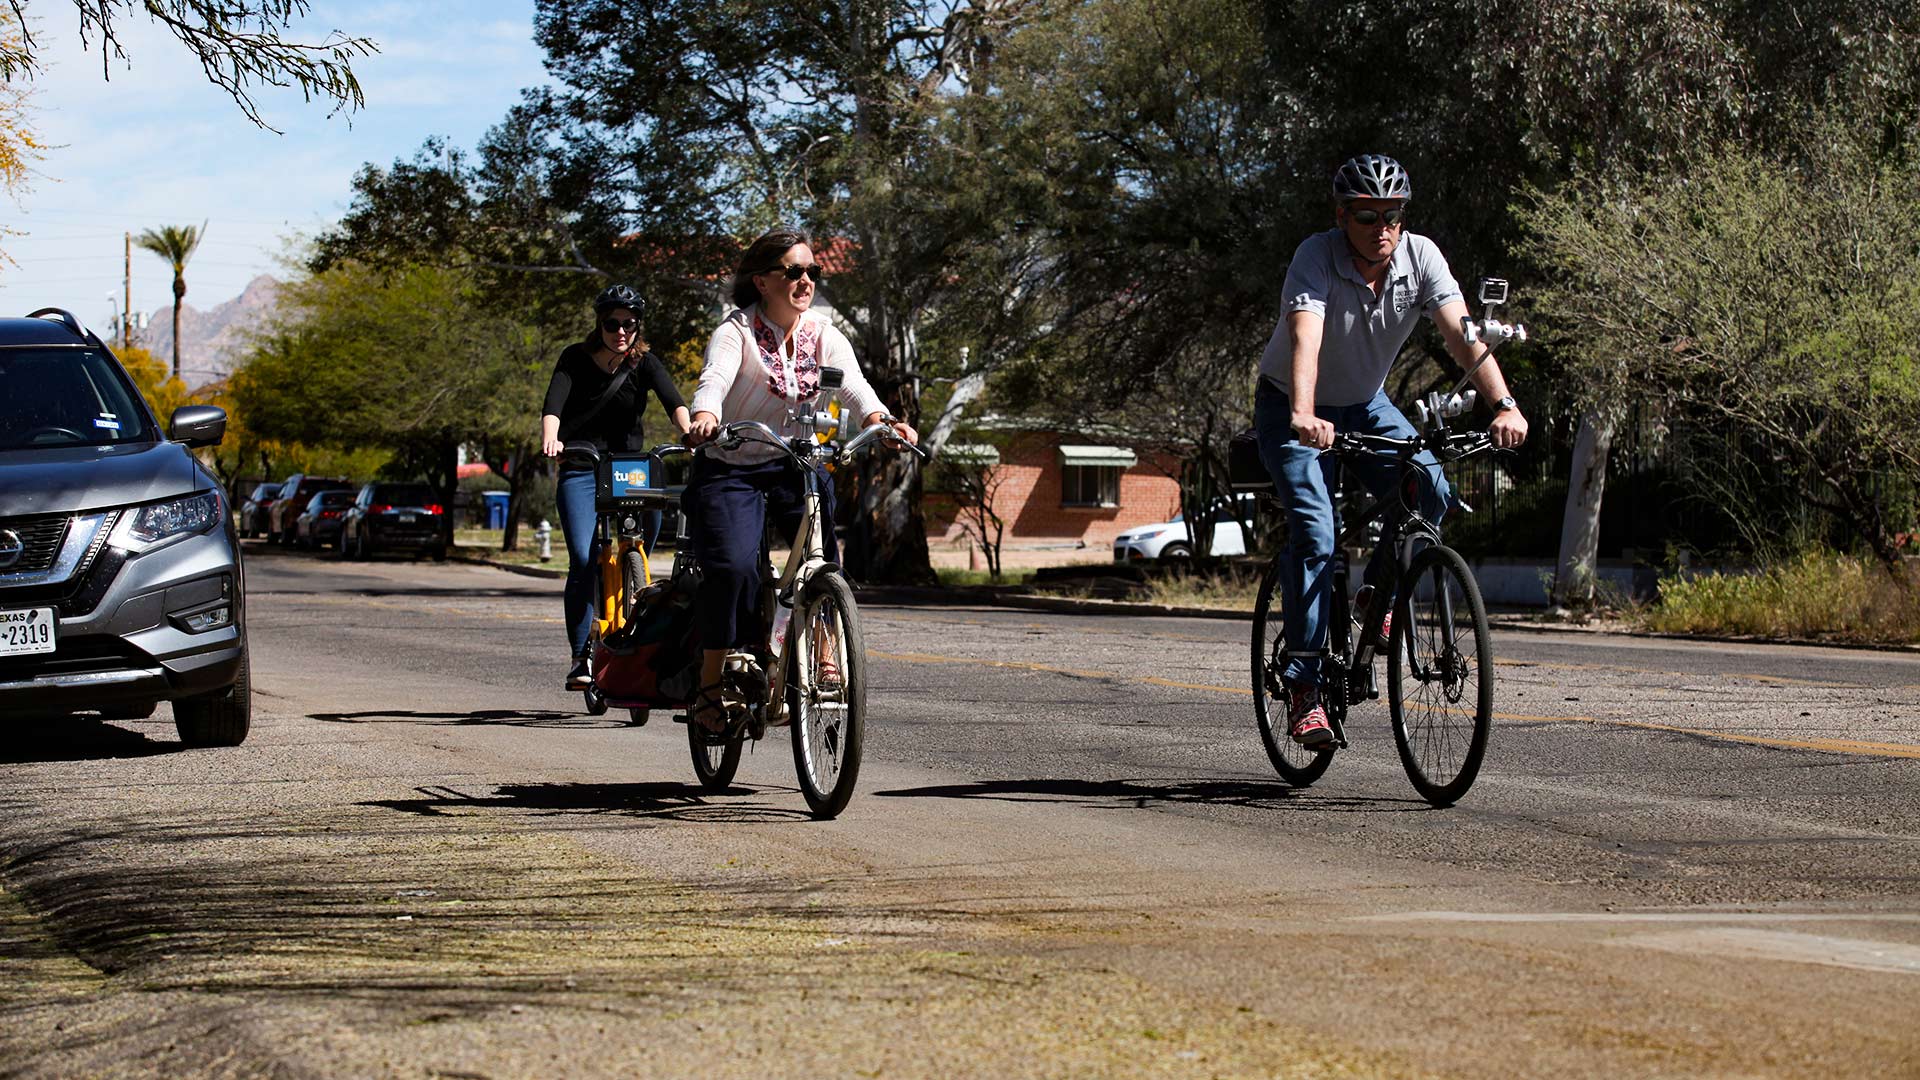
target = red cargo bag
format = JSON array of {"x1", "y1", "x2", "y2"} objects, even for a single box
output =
[{"x1": 591, "y1": 569, "x2": 702, "y2": 707}]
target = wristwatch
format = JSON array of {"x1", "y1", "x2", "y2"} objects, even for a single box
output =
[{"x1": 1492, "y1": 395, "x2": 1518, "y2": 414}]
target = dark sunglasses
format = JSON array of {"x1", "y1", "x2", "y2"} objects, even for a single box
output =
[
  {"x1": 766, "y1": 263, "x2": 824, "y2": 283},
  {"x1": 601, "y1": 317, "x2": 638, "y2": 333},
  {"x1": 1346, "y1": 206, "x2": 1407, "y2": 227}
]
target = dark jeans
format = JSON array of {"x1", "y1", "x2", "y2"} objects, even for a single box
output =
[
  {"x1": 556, "y1": 467, "x2": 662, "y2": 657},
  {"x1": 685, "y1": 456, "x2": 837, "y2": 650},
  {"x1": 1253, "y1": 380, "x2": 1451, "y2": 687}
]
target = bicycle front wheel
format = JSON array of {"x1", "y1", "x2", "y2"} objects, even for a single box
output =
[
  {"x1": 788, "y1": 572, "x2": 865, "y2": 819},
  {"x1": 1252, "y1": 556, "x2": 1332, "y2": 787},
  {"x1": 1387, "y1": 544, "x2": 1493, "y2": 806}
]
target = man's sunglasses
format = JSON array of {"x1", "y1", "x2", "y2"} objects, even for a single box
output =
[
  {"x1": 601, "y1": 317, "x2": 639, "y2": 333},
  {"x1": 1346, "y1": 206, "x2": 1407, "y2": 227},
  {"x1": 767, "y1": 263, "x2": 824, "y2": 283}
]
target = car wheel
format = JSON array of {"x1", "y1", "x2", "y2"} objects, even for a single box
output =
[
  {"x1": 1158, "y1": 542, "x2": 1193, "y2": 561},
  {"x1": 173, "y1": 648, "x2": 251, "y2": 748},
  {"x1": 428, "y1": 544, "x2": 447, "y2": 562}
]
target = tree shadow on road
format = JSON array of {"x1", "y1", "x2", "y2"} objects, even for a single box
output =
[
  {"x1": 872, "y1": 777, "x2": 1431, "y2": 813},
  {"x1": 364, "y1": 781, "x2": 813, "y2": 824},
  {"x1": 0, "y1": 716, "x2": 181, "y2": 763},
  {"x1": 311, "y1": 709, "x2": 614, "y2": 729}
]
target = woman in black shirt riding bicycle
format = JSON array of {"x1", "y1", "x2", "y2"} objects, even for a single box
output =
[{"x1": 540, "y1": 283, "x2": 692, "y2": 689}]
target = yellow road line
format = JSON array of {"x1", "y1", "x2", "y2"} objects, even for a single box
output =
[{"x1": 871, "y1": 650, "x2": 1920, "y2": 760}]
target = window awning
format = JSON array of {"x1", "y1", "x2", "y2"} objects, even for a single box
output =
[
  {"x1": 940, "y1": 443, "x2": 1001, "y2": 466},
  {"x1": 1058, "y1": 444, "x2": 1136, "y2": 468}
]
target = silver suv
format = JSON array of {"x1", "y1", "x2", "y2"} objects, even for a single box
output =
[{"x1": 0, "y1": 309, "x2": 249, "y2": 746}]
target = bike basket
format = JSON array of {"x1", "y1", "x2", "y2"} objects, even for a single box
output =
[{"x1": 1228, "y1": 428, "x2": 1271, "y2": 495}]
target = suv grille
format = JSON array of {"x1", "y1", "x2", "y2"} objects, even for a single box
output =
[{"x1": 0, "y1": 515, "x2": 70, "y2": 576}]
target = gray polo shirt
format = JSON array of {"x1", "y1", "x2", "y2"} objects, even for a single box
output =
[{"x1": 1258, "y1": 228, "x2": 1462, "y2": 408}]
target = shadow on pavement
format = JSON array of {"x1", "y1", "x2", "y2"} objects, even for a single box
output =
[
  {"x1": 311, "y1": 708, "x2": 609, "y2": 728},
  {"x1": 0, "y1": 716, "x2": 181, "y2": 763},
  {"x1": 364, "y1": 781, "x2": 811, "y2": 824},
  {"x1": 873, "y1": 776, "x2": 1431, "y2": 813}
]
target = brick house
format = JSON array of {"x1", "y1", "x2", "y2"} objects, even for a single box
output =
[{"x1": 923, "y1": 428, "x2": 1188, "y2": 557}]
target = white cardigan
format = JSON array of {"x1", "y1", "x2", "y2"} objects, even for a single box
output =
[{"x1": 691, "y1": 305, "x2": 886, "y2": 464}]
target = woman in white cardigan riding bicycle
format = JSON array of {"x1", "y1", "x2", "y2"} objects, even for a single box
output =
[{"x1": 684, "y1": 228, "x2": 918, "y2": 730}]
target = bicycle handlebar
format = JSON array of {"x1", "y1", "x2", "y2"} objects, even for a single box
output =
[
  {"x1": 1328, "y1": 429, "x2": 1493, "y2": 462},
  {"x1": 695, "y1": 419, "x2": 928, "y2": 466}
]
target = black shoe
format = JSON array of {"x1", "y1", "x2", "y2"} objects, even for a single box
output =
[{"x1": 566, "y1": 656, "x2": 592, "y2": 691}]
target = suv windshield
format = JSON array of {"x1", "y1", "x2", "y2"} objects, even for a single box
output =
[{"x1": 0, "y1": 347, "x2": 153, "y2": 449}]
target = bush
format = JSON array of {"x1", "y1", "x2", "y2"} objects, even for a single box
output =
[{"x1": 1644, "y1": 550, "x2": 1920, "y2": 644}]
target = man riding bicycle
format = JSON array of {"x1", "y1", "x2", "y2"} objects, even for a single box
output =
[{"x1": 1255, "y1": 154, "x2": 1529, "y2": 748}]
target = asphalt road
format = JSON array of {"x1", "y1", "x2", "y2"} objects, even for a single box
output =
[{"x1": 3, "y1": 546, "x2": 1918, "y2": 1078}]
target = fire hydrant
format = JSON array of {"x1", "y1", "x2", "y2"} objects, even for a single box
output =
[{"x1": 535, "y1": 519, "x2": 553, "y2": 562}]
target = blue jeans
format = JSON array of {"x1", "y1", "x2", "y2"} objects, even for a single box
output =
[
  {"x1": 556, "y1": 467, "x2": 662, "y2": 657},
  {"x1": 1254, "y1": 380, "x2": 1451, "y2": 687}
]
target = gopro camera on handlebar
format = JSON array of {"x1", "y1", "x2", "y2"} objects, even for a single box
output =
[{"x1": 1414, "y1": 277, "x2": 1527, "y2": 431}]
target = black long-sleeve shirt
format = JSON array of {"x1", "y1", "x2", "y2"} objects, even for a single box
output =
[{"x1": 541, "y1": 343, "x2": 686, "y2": 453}]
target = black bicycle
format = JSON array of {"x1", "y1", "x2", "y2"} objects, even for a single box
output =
[{"x1": 1251, "y1": 280, "x2": 1522, "y2": 806}]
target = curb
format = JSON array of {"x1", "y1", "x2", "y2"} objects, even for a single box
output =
[{"x1": 449, "y1": 550, "x2": 568, "y2": 580}]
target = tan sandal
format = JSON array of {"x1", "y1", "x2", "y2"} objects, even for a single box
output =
[{"x1": 690, "y1": 683, "x2": 731, "y2": 734}]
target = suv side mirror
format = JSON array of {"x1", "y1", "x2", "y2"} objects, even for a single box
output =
[{"x1": 170, "y1": 405, "x2": 227, "y2": 448}]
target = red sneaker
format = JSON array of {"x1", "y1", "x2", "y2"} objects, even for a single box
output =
[
  {"x1": 1287, "y1": 682, "x2": 1334, "y2": 747},
  {"x1": 1355, "y1": 586, "x2": 1392, "y2": 645}
]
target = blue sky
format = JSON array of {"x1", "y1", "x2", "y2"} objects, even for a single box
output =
[{"x1": 0, "y1": 1, "x2": 551, "y2": 334}]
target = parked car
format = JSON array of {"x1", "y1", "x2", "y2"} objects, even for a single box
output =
[
  {"x1": 0, "y1": 307, "x2": 249, "y2": 746},
  {"x1": 1113, "y1": 496, "x2": 1254, "y2": 561},
  {"x1": 267, "y1": 473, "x2": 352, "y2": 543},
  {"x1": 238, "y1": 481, "x2": 281, "y2": 538},
  {"x1": 340, "y1": 482, "x2": 447, "y2": 560},
  {"x1": 293, "y1": 490, "x2": 356, "y2": 550}
]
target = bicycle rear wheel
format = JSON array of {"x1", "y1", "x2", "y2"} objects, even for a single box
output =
[
  {"x1": 1387, "y1": 544, "x2": 1493, "y2": 806},
  {"x1": 1252, "y1": 556, "x2": 1332, "y2": 787},
  {"x1": 788, "y1": 572, "x2": 865, "y2": 819}
]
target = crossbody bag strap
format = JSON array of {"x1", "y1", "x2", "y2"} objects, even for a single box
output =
[{"x1": 557, "y1": 358, "x2": 635, "y2": 441}]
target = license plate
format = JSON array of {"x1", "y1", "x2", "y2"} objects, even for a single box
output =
[
  {"x1": 0, "y1": 607, "x2": 56, "y2": 656},
  {"x1": 398, "y1": 513, "x2": 417, "y2": 523}
]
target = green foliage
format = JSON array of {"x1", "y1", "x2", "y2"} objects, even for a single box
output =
[
  {"x1": 232, "y1": 260, "x2": 556, "y2": 480},
  {"x1": 1525, "y1": 135, "x2": 1920, "y2": 565},
  {"x1": 1645, "y1": 550, "x2": 1920, "y2": 644}
]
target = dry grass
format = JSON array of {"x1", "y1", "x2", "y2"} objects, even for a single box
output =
[{"x1": 1642, "y1": 550, "x2": 1920, "y2": 644}]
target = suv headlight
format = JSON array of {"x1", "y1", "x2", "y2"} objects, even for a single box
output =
[{"x1": 110, "y1": 489, "x2": 224, "y2": 553}]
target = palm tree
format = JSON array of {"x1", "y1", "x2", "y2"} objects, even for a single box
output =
[{"x1": 134, "y1": 222, "x2": 206, "y2": 380}]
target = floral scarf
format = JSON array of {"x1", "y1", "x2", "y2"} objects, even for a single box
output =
[{"x1": 752, "y1": 311, "x2": 821, "y2": 400}]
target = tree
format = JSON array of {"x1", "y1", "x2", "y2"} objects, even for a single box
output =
[
  {"x1": 931, "y1": 442, "x2": 1009, "y2": 579},
  {"x1": 1, "y1": 0, "x2": 376, "y2": 130},
  {"x1": 1527, "y1": 139, "x2": 1920, "y2": 571},
  {"x1": 233, "y1": 260, "x2": 556, "y2": 552},
  {"x1": 134, "y1": 222, "x2": 205, "y2": 380}
]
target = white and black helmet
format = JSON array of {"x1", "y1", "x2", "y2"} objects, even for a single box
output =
[
  {"x1": 593, "y1": 282, "x2": 646, "y2": 317},
  {"x1": 1332, "y1": 154, "x2": 1412, "y2": 202}
]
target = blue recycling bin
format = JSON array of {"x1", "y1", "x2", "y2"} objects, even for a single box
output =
[{"x1": 481, "y1": 491, "x2": 511, "y2": 530}]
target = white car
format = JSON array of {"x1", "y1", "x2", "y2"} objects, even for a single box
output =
[{"x1": 1113, "y1": 499, "x2": 1252, "y2": 561}]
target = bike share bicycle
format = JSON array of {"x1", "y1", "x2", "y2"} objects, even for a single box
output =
[
  {"x1": 559, "y1": 440, "x2": 682, "y2": 724},
  {"x1": 1244, "y1": 279, "x2": 1526, "y2": 806}
]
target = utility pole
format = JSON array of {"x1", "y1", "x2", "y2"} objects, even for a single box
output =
[{"x1": 122, "y1": 232, "x2": 132, "y2": 350}]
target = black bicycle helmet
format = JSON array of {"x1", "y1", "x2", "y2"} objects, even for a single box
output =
[
  {"x1": 592, "y1": 282, "x2": 646, "y2": 317},
  {"x1": 1332, "y1": 154, "x2": 1412, "y2": 202}
]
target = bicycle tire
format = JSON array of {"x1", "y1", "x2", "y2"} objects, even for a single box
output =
[
  {"x1": 687, "y1": 716, "x2": 743, "y2": 791},
  {"x1": 620, "y1": 546, "x2": 649, "y2": 623},
  {"x1": 788, "y1": 572, "x2": 865, "y2": 819},
  {"x1": 1251, "y1": 556, "x2": 1333, "y2": 787},
  {"x1": 1387, "y1": 543, "x2": 1493, "y2": 806}
]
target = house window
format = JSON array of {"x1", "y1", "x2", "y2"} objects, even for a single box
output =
[
  {"x1": 1061, "y1": 464, "x2": 1120, "y2": 507},
  {"x1": 1057, "y1": 444, "x2": 1136, "y2": 508}
]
